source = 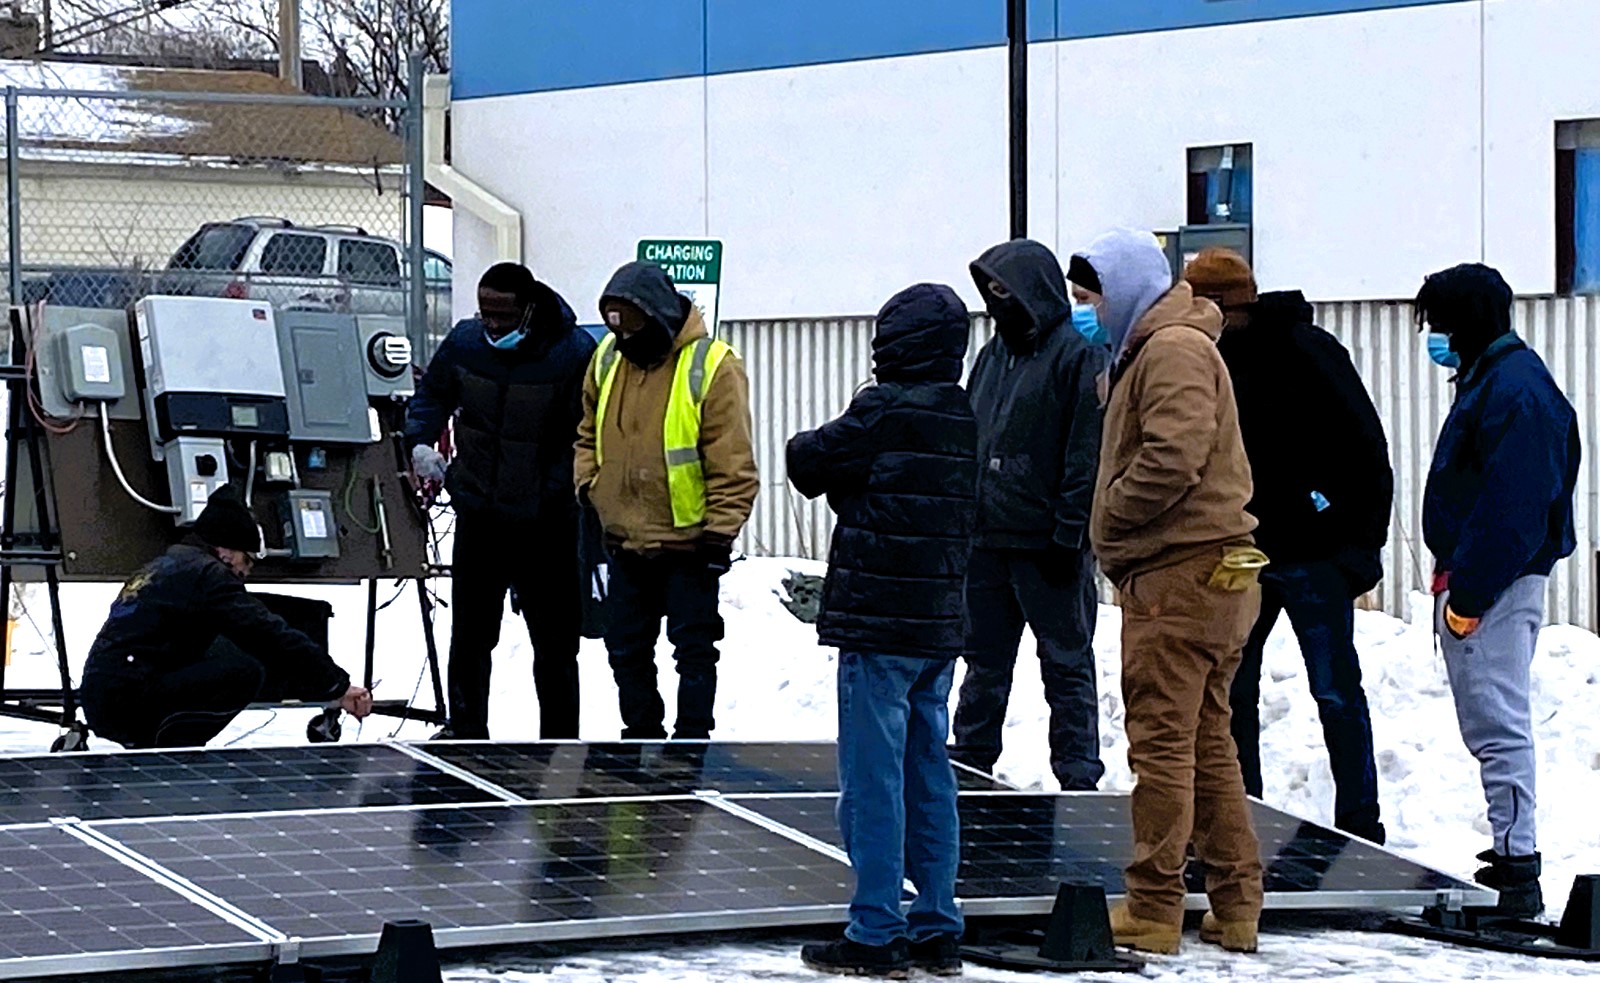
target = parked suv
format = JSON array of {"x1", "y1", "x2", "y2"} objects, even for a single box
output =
[{"x1": 156, "y1": 217, "x2": 452, "y2": 342}]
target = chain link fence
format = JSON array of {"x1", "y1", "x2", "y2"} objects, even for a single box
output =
[{"x1": 0, "y1": 63, "x2": 439, "y2": 358}]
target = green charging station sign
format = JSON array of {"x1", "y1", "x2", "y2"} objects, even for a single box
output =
[{"x1": 638, "y1": 238, "x2": 722, "y2": 332}]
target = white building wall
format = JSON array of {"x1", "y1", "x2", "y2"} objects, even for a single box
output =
[
  {"x1": 1482, "y1": 0, "x2": 1600, "y2": 295},
  {"x1": 1056, "y1": 2, "x2": 1482, "y2": 301}
]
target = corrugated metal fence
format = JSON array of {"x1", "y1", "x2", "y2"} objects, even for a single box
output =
[{"x1": 725, "y1": 294, "x2": 1600, "y2": 630}]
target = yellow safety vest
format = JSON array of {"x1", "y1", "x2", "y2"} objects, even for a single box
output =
[{"x1": 593, "y1": 333, "x2": 735, "y2": 528}]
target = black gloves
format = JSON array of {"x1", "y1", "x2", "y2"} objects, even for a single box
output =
[{"x1": 698, "y1": 534, "x2": 734, "y2": 576}]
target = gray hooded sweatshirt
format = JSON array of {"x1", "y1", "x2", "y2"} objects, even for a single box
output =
[{"x1": 1071, "y1": 229, "x2": 1176, "y2": 361}]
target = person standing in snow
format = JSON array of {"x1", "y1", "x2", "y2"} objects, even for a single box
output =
[
  {"x1": 1184, "y1": 248, "x2": 1393, "y2": 845},
  {"x1": 576, "y1": 262, "x2": 758, "y2": 741},
  {"x1": 1417, "y1": 263, "x2": 1580, "y2": 918},
  {"x1": 787, "y1": 283, "x2": 978, "y2": 978},
  {"x1": 405, "y1": 262, "x2": 596, "y2": 740},
  {"x1": 953, "y1": 239, "x2": 1108, "y2": 791},
  {"x1": 1073, "y1": 229, "x2": 1264, "y2": 955}
]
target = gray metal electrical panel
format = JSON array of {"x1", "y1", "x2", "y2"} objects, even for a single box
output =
[
  {"x1": 275, "y1": 309, "x2": 374, "y2": 445},
  {"x1": 54, "y1": 322, "x2": 127, "y2": 404},
  {"x1": 34, "y1": 307, "x2": 142, "y2": 421},
  {"x1": 163, "y1": 436, "x2": 229, "y2": 524},
  {"x1": 284, "y1": 489, "x2": 340, "y2": 559}
]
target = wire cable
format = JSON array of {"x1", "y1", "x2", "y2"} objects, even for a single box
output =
[
  {"x1": 244, "y1": 440, "x2": 257, "y2": 508},
  {"x1": 99, "y1": 402, "x2": 181, "y2": 515}
]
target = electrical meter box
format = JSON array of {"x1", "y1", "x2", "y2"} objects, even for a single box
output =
[
  {"x1": 54, "y1": 322, "x2": 126, "y2": 403},
  {"x1": 355, "y1": 314, "x2": 415, "y2": 399},
  {"x1": 136, "y1": 296, "x2": 290, "y2": 443},
  {"x1": 275, "y1": 309, "x2": 373, "y2": 444},
  {"x1": 284, "y1": 489, "x2": 340, "y2": 559}
]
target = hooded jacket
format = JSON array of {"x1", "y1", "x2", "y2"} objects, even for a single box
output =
[
  {"x1": 967, "y1": 240, "x2": 1107, "y2": 550},
  {"x1": 1422, "y1": 267, "x2": 1580, "y2": 618},
  {"x1": 786, "y1": 284, "x2": 978, "y2": 659},
  {"x1": 405, "y1": 280, "x2": 596, "y2": 523},
  {"x1": 1216, "y1": 291, "x2": 1393, "y2": 573},
  {"x1": 1080, "y1": 231, "x2": 1256, "y2": 584},
  {"x1": 575, "y1": 263, "x2": 758, "y2": 553},
  {"x1": 82, "y1": 543, "x2": 350, "y2": 702}
]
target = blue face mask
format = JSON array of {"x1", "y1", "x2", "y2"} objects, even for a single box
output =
[
  {"x1": 1427, "y1": 332, "x2": 1460, "y2": 369},
  {"x1": 1071, "y1": 304, "x2": 1108, "y2": 347},
  {"x1": 487, "y1": 326, "x2": 527, "y2": 351}
]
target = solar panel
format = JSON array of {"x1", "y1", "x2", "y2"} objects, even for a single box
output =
[
  {"x1": 418, "y1": 741, "x2": 1012, "y2": 799},
  {"x1": 87, "y1": 799, "x2": 857, "y2": 949},
  {"x1": 724, "y1": 792, "x2": 1493, "y2": 912},
  {"x1": 0, "y1": 824, "x2": 266, "y2": 971},
  {"x1": 0, "y1": 744, "x2": 498, "y2": 827}
]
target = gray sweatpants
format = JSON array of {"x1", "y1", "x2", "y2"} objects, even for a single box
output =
[{"x1": 1436, "y1": 575, "x2": 1546, "y2": 857}]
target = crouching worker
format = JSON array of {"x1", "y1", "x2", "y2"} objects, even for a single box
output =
[
  {"x1": 787, "y1": 284, "x2": 979, "y2": 978},
  {"x1": 79, "y1": 487, "x2": 372, "y2": 748}
]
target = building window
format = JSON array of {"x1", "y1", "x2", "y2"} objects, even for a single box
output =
[
  {"x1": 1187, "y1": 144, "x2": 1253, "y2": 227},
  {"x1": 1557, "y1": 120, "x2": 1600, "y2": 295}
]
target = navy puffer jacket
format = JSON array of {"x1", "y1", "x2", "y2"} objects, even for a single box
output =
[{"x1": 786, "y1": 284, "x2": 979, "y2": 659}]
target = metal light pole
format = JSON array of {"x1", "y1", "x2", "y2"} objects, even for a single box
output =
[
  {"x1": 1007, "y1": 0, "x2": 1028, "y2": 240},
  {"x1": 278, "y1": 0, "x2": 303, "y2": 88}
]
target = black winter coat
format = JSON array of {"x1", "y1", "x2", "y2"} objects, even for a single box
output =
[
  {"x1": 83, "y1": 543, "x2": 350, "y2": 700},
  {"x1": 1425, "y1": 333, "x2": 1580, "y2": 618},
  {"x1": 1216, "y1": 291, "x2": 1393, "y2": 582},
  {"x1": 786, "y1": 284, "x2": 979, "y2": 660},
  {"x1": 405, "y1": 281, "x2": 597, "y2": 523},
  {"x1": 968, "y1": 240, "x2": 1106, "y2": 551}
]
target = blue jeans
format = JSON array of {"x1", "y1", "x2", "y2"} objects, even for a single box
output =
[
  {"x1": 837, "y1": 652, "x2": 964, "y2": 947},
  {"x1": 1230, "y1": 560, "x2": 1381, "y2": 834}
]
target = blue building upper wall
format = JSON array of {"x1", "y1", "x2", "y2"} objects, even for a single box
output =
[{"x1": 452, "y1": 0, "x2": 1468, "y2": 99}]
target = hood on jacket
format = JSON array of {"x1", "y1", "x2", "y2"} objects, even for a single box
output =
[
  {"x1": 1250, "y1": 289, "x2": 1313, "y2": 328},
  {"x1": 872, "y1": 283, "x2": 969, "y2": 384},
  {"x1": 1071, "y1": 229, "x2": 1174, "y2": 357},
  {"x1": 970, "y1": 239, "x2": 1072, "y2": 338},
  {"x1": 600, "y1": 261, "x2": 693, "y2": 334},
  {"x1": 1414, "y1": 263, "x2": 1513, "y2": 370}
]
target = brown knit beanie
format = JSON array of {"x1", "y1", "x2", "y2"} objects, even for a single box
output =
[{"x1": 1183, "y1": 248, "x2": 1258, "y2": 308}]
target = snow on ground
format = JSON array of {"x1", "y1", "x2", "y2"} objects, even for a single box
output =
[{"x1": 4, "y1": 557, "x2": 1599, "y2": 980}]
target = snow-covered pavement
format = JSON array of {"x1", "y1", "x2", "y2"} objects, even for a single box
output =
[{"x1": 3, "y1": 556, "x2": 1597, "y2": 980}]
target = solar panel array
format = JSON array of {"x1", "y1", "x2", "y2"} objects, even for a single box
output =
[{"x1": 0, "y1": 741, "x2": 1491, "y2": 979}]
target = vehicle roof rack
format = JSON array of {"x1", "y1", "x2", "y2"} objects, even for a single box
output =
[
  {"x1": 229, "y1": 216, "x2": 294, "y2": 227},
  {"x1": 311, "y1": 224, "x2": 372, "y2": 237}
]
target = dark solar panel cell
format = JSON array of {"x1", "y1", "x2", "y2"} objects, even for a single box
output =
[
  {"x1": 95, "y1": 799, "x2": 857, "y2": 941},
  {"x1": 0, "y1": 745, "x2": 492, "y2": 825},
  {"x1": 0, "y1": 826, "x2": 256, "y2": 959}
]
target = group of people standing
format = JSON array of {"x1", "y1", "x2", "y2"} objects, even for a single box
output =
[
  {"x1": 789, "y1": 232, "x2": 1577, "y2": 975},
  {"x1": 75, "y1": 221, "x2": 1579, "y2": 977}
]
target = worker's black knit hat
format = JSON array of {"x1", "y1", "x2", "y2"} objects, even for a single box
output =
[{"x1": 194, "y1": 486, "x2": 261, "y2": 554}]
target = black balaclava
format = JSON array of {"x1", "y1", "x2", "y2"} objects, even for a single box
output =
[
  {"x1": 600, "y1": 261, "x2": 692, "y2": 369},
  {"x1": 970, "y1": 239, "x2": 1072, "y2": 357},
  {"x1": 1414, "y1": 263, "x2": 1514, "y2": 372}
]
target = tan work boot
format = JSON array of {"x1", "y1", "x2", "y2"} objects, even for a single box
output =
[
  {"x1": 1199, "y1": 912, "x2": 1258, "y2": 953},
  {"x1": 1108, "y1": 902, "x2": 1181, "y2": 955}
]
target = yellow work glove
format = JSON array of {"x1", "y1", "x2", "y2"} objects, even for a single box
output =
[
  {"x1": 1444, "y1": 606, "x2": 1481, "y2": 639},
  {"x1": 1209, "y1": 547, "x2": 1271, "y2": 592}
]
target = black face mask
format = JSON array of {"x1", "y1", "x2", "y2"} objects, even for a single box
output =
[
  {"x1": 988, "y1": 295, "x2": 1037, "y2": 354},
  {"x1": 615, "y1": 321, "x2": 674, "y2": 368}
]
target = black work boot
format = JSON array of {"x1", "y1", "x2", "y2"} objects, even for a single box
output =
[
  {"x1": 908, "y1": 934, "x2": 962, "y2": 976},
  {"x1": 1474, "y1": 849, "x2": 1544, "y2": 918},
  {"x1": 800, "y1": 937, "x2": 911, "y2": 978}
]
